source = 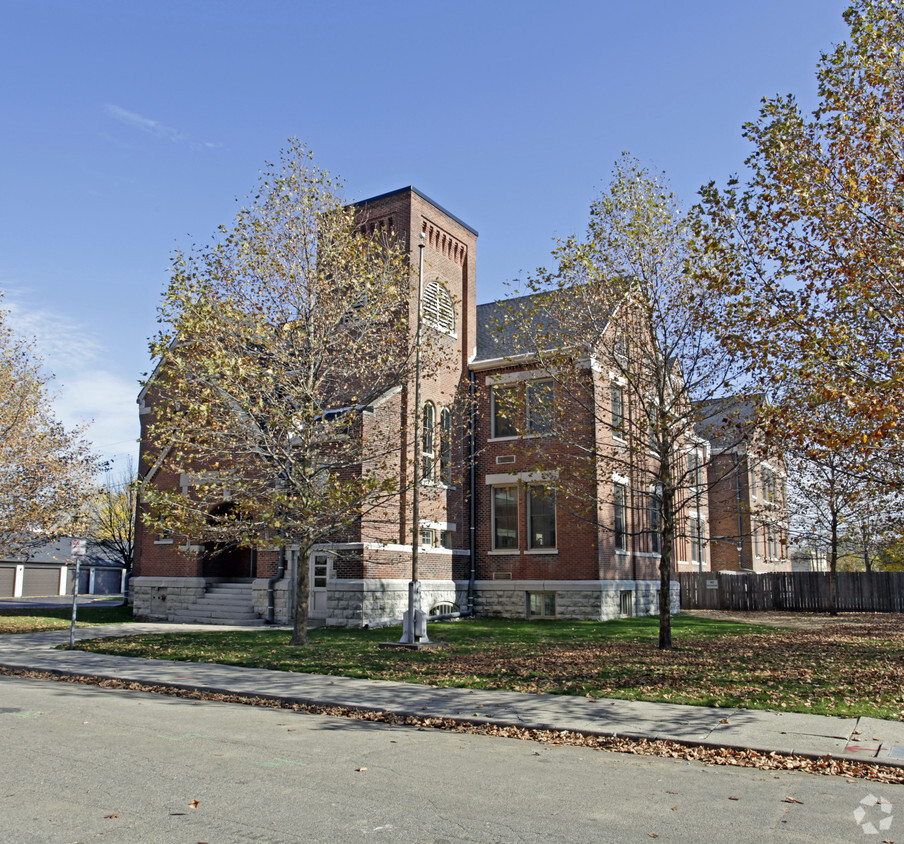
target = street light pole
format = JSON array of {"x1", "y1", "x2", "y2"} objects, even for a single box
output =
[{"x1": 400, "y1": 233, "x2": 428, "y2": 644}]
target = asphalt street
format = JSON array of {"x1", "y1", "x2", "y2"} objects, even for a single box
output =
[{"x1": 2, "y1": 677, "x2": 902, "y2": 843}]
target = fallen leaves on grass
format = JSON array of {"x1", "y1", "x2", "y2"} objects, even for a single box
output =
[{"x1": 70, "y1": 614, "x2": 904, "y2": 720}]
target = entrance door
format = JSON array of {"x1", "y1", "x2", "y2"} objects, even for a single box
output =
[{"x1": 309, "y1": 553, "x2": 332, "y2": 619}]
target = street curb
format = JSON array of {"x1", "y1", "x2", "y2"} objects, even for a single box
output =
[{"x1": 4, "y1": 662, "x2": 904, "y2": 774}]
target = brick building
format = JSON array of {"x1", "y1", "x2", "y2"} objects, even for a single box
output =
[
  {"x1": 132, "y1": 187, "x2": 707, "y2": 625},
  {"x1": 697, "y1": 396, "x2": 790, "y2": 573}
]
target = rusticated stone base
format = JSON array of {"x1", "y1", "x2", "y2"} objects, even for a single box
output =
[
  {"x1": 474, "y1": 579, "x2": 680, "y2": 620},
  {"x1": 130, "y1": 577, "x2": 208, "y2": 620}
]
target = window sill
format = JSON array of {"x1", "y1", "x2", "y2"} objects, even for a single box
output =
[
  {"x1": 488, "y1": 433, "x2": 553, "y2": 443},
  {"x1": 488, "y1": 549, "x2": 520, "y2": 555},
  {"x1": 525, "y1": 548, "x2": 558, "y2": 555},
  {"x1": 612, "y1": 435, "x2": 628, "y2": 445},
  {"x1": 615, "y1": 549, "x2": 629, "y2": 556},
  {"x1": 153, "y1": 540, "x2": 174, "y2": 545}
]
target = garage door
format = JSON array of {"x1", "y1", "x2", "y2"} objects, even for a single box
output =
[
  {"x1": 0, "y1": 565, "x2": 15, "y2": 597},
  {"x1": 22, "y1": 566, "x2": 64, "y2": 596}
]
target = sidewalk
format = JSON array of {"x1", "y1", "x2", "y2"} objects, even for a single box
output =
[{"x1": 2, "y1": 622, "x2": 903, "y2": 769}]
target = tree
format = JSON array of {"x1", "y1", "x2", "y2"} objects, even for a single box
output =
[
  {"x1": 141, "y1": 142, "x2": 440, "y2": 645},
  {"x1": 783, "y1": 393, "x2": 904, "y2": 608},
  {"x1": 500, "y1": 155, "x2": 742, "y2": 649},
  {"x1": 86, "y1": 458, "x2": 137, "y2": 571},
  {"x1": 0, "y1": 296, "x2": 96, "y2": 554},
  {"x1": 700, "y1": 0, "x2": 904, "y2": 477}
]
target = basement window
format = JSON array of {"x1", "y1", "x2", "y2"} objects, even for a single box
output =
[{"x1": 527, "y1": 591, "x2": 556, "y2": 619}]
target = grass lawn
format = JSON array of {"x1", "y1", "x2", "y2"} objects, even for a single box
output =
[
  {"x1": 73, "y1": 613, "x2": 904, "y2": 720},
  {"x1": 0, "y1": 603, "x2": 134, "y2": 634}
]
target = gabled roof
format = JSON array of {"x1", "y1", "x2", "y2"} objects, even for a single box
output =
[{"x1": 695, "y1": 394, "x2": 764, "y2": 450}]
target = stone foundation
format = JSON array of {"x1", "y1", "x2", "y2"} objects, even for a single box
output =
[
  {"x1": 474, "y1": 579, "x2": 680, "y2": 621},
  {"x1": 252, "y1": 578, "x2": 294, "y2": 624},
  {"x1": 131, "y1": 577, "x2": 208, "y2": 620},
  {"x1": 323, "y1": 578, "x2": 468, "y2": 628},
  {"x1": 132, "y1": 575, "x2": 679, "y2": 626}
]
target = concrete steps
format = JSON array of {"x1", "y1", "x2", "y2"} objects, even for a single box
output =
[{"x1": 169, "y1": 582, "x2": 266, "y2": 626}]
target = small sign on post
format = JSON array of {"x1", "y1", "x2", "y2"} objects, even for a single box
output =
[{"x1": 69, "y1": 539, "x2": 87, "y2": 650}]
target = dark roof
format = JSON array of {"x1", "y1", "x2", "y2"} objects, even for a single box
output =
[
  {"x1": 354, "y1": 186, "x2": 478, "y2": 236},
  {"x1": 695, "y1": 395, "x2": 763, "y2": 449},
  {"x1": 1, "y1": 538, "x2": 125, "y2": 567},
  {"x1": 474, "y1": 287, "x2": 617, "y2": 363}
]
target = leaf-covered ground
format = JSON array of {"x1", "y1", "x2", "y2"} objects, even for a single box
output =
[
  {"x1": 72, "y1": 613, "x2": 904, "y2": 720},
  {"x1": 0, "y1": 603, "x2": 134, "y2": 634}
]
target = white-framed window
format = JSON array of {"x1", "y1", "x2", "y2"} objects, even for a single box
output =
[
  {"x1": 688, "y1": 448, "x2": 705, "y2": 494},
  {"x1": 762, "y1": 466, "x2": 777, "y2": 503},
  {"x1": 422, "y1": 280, "x2": 456, "y2": 334},
  {"x1": 440, "y1": 407, "x2": 453, "y2": 485},
  {"x1": 420, "y1": 528, "x2": 435, "y2": 548},
  {"x1": 689, "y1": 516, "x2": 705, "y2": 566},
  {"x1": 525, "y1": 379, "x2": 554, "y2": 435},
  {"x1": 614, "y1": 482, "x2": 628, "y2": 552},
  {"x1": 766, "y1": 525, "x2": 781, "y2": 559},
  {"x1": 491, "y1": 385, "x2": 518, "y2": 438},
  {"x1": 422, "y1": 402, "x2": 435, "y2": 481},
  {"x1": 614, "y1": 329, "x2": 628, "y2": 360},
  {"x1": 611, "y1": 384, "x2": 625, "y2": 439},
  {"x1": 491, "y1": 485, "x2": 518, "y2": 550},
  {"x1": 527, "y1": 485, "x2": 556, "y2": 550},
  {"x1": 527, "y1": 591, "x2": 556, "y2": 618},
  {"x1": 440, "y1": 529, "x2": 453, "y2": 549}
]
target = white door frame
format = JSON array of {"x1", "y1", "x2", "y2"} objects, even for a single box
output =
[{"x1": 308, "y1": 551, "x2": 334, "y2": 619}]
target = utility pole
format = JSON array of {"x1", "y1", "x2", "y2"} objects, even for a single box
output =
[
  {"x1": 69, "y1": 538, "x2": 87, "y2": 649},
  {"x1": 400, "y1": 233, "x2": 429, "y2": 644}
]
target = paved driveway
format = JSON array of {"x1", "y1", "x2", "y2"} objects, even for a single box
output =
[{"x1": 0, "y1": 595, "x2": 125, "y2": 610}]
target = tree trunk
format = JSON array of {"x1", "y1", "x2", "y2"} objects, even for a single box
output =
[
  {"x1": 862, "y1": 523, "x2": 872, "y2": 573},
  {"x1": 658, "y1": 487, "x2": 675, "y2": 650},
  {"x1": 829, "y1": 511, "x2": 838, "y2": 617},
  {"x1": 290, "y1": 543, "x2": 313, "y2": 646}
]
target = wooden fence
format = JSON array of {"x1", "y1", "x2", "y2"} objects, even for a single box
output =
[{"x1": 678, "y1": 571, "x2": 904, "y2": 613}]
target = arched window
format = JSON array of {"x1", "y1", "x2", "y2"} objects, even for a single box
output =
[
  {"x1": 440, "y1": 407, "x2": 453, "y2": 485},
  {"x1": 422, "y1": 402, "x2": 435, "y2": 481},
  {"x1": 422, "y1": 281, "x2": 455, "y2": 334}
]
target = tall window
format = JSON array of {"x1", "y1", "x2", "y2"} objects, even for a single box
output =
[
  {"x1": 440, "y1": 407, "x2": 453, "y2": 485},
  {"x1": 614, "y1": 482, "x2": 627, "y2": 552},
  {"x1": 767, "y1": 525, "x2": 780, "y2": 559},
  {"x1": 762, "y1": 467, "x2": 777, "y2": 503},
  {"x1": 688, "y1": 449, "x2": 704, "y2": 494},
  {"x1": 422, "y1": 402, "x2": 435, "y2": 481},
  {"x1": 525, "y1": 380, "x2": 554, "y2": 434},
  {"x1": 646, "y1": 493, "x2": 661, "y2": 554},
  {"x1": 491, "y1": 385, "x2": 518, "y2": 438},
  {"x1": 527, "y1": 485, "x2": 556, "y2": 549},
  {"x1": 492, "y1": 486, "x2": 518, "y2": 550},
  {"x1": 611, "y1": 384, "x2": 625, "y2": 438},
  {"x1": 690, "y1": 516, "x2": 705, "y2": 566}
]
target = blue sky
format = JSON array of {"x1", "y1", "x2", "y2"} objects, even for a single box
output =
[{"x1": 1, "y1": 0, "x2": 849, "y2": 472}]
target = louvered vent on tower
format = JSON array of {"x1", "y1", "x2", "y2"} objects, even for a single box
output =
[{"x1": 422, "y1": 280, "x2": 455, "y2": 334}]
